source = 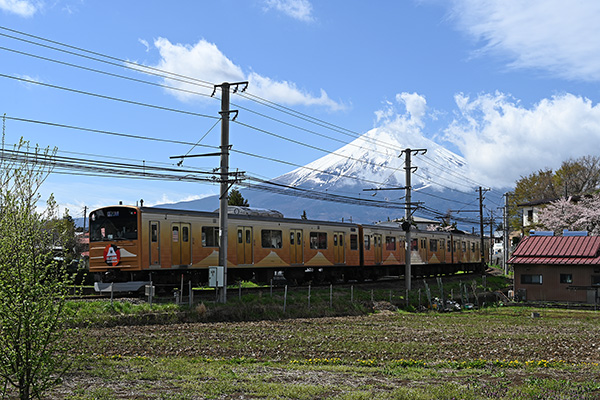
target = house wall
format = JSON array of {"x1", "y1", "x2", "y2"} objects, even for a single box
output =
[
  {"x1": 521, "y1": 206, "x2": 541, "y2": 228},
  {"x1": 514, "y1": 264, "x2": 600, "y2": 303}
]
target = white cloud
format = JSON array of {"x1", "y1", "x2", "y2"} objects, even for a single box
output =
[
  {"x1": 138, "y1": 38, "x2": 150, "y2": 53},
  {"x1": 16, "y1": 74, "x2": 43, "y2": 89},
  {"x1": 143, "y1": 194, "x2": 206, "y2": 207},
  {"x1": 0, "y1": 0, "x2": 39, "y2": 17},
  {"x1": 449, "y1": 0, "x2": 600, "y2": 81},
  {"x1": 375, "y1": 92, "x2": 428, "y2": 131},
  {"x1": 150, "y1": 37, "x2": 344, "y2": 111},
  {"x1": 263, "y1": 0, "x2": 314, "y2": 22},
  {"x1": 444, "y1": 92, "x2": 600, "y2": 188}
]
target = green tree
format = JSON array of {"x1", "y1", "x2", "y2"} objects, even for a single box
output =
[
  {"x1": 228, "y1": 189, "x2": 249, "y2": 207},
  {"x1": 553, "y1": 155, "x2": 600, "y2": 197},
  {"x1": 0, "y1": 138, "x2": 74, "y2": 399},
  {"x1": 509, "y1": 155, "x2": 600, "y2": 232}
]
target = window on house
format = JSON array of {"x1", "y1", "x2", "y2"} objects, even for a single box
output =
[
  {"x1": 527, "y1": 209, "x2": 534, "y2": 223},
  {"x1": 521, "y1": 274, "x2": 543, "y2": 284},
  {"x1": 592, "y1": 276, "x2": 600, "y2": 286},
  {"x1": 560, "y1": 274, "x2": 573, "y2": 284}
]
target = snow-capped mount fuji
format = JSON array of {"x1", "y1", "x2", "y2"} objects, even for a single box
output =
[
  {"x1": 163, "y1": 123, "x2": 481, "y2": 229},
  {"x1": 275, "y1": 124, "x2": 470, "y2": 194}
]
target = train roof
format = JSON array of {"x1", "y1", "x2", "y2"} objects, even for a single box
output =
[{"x1": 138, "y1": 206, "x2": 360, "y2": 228}]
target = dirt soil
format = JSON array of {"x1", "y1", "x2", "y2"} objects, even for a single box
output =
[{"x1": 71, "y1": 310, "x2": 600, "y2": 363}]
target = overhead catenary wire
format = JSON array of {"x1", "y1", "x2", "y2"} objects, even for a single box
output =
[
  {"x1": 0, "y1": 74, "x2": 219, "y2": 120},
  {"x1": 3, "y1": 116, "x2": 408, "y2": 188},
  {"x1": 0, "y1": 26, "x2": 500, "y2": 219},
  {"x1": 0, "y1": 26, "x2": 495, "y2": 193}
]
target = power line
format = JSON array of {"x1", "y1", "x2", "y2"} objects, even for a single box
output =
[
  {"x1": 0, "y1": 73, "x2": 219, "y2": 120},
  {"x1": 0, "y1": 26, "x2": 495, "y2": 191},
  {"x1": 0, "y1": 26, "x2": 502, "y2": 213}
]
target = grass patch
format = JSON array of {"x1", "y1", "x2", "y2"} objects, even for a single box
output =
[{"x1": 60, "y1": 355, "x2": 600, "y2": 399}]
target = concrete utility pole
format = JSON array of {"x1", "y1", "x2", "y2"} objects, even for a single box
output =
[
  {"x1": 489, "y1": 212, "x2": 493, "y2": 262},
  {"x1": 402, "y1": 148, "x2": 427, "y2": 291},
  {"x1": 503, "y1": 193, "x2": 510, "y2": 275},
  {"x1": 214, "y1": 81, "x2": 248, "y2": 303},
  {"x1": 82, "y1": 206, "x2": 88, "y2": 232},
  {"x1": 477, "y1": 187, "x2": 490, "y2": 268}
]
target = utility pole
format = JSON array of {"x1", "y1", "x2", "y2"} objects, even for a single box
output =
[
  {"x1": 503, "y1": 193, "x2": 510, "y2": 275},
  {"x1": 477, "y1": 187, "x2": 489, "y2": 268},
  {"x1": 489, "y1": 212, "x2": 494, "y2": 264},
  {"x1": 402, "y1": 148, "x2": 427, "y2": 290},
  {"x1": 82, "y1": 206, "x2": 87, "y2": 232},
  {"x1": 214, "y1": 81, "x2": 248, "y2": 303}
]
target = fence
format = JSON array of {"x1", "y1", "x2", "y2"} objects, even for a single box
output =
[{"x1": 145, "y1": 276, "x2": 496, "y2": 313}]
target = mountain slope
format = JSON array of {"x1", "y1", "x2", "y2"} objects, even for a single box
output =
[{"x1": 159, "y1": 124, "x2": 486, "y2": 229}]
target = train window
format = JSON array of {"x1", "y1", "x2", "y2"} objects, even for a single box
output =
[
  {"x1": 462, "y1": 242, "x2": 466, "y2": 252},
  {"x1": 310, "y1": 232, "x2": 328, "y2": 249},
  {"x1": 471, "y1": 243, "x2": 476, "y2": 252},
  {"x1": 89, "y1": 207, "x2": 138, "y2": 241},
  {"x1": 350, "y1": 234, "x2": 358, "y2": 250},
  {"x1": 172, "y1": 226, "x2": 179, "y2": 243},
  {"x1": 182, "y1": 226, "x2": 189, "y2": 242},
  {"x1": 411, "y1": 239, "x2": 418, "y2": 251},
  {"x1": 429, "y1": 239, "x2": 437, "y2": 252},
  {"x1": 364, "y1": 235, "x2": 371, "y2": 250},
  {"x1": 421, "y1": 239, "x2": 426, "y2": 249},
  {"x1": 297, "y1": 232, "x2": 302, "y2": 246},
  {"x1": 246, "y1": 230, "x2": 251, "y2": 244},
  {"x1": 385, "y1": 236, "x2": 396, "y2": 251},
  {"x1": 447, "y1": 240, "x2": 451, "y2": 252},
  {"x1": 202, "y1": 227, "x2": 219, "y2": 247},
  {"x1": 261, "y1": 230, "x2": 282, "y2": 248},
  {"x1": 339, "y1": 235, "x2": 343, "y2": 247},
  {"x1": 151, "y1": 223, "x2": 158, "y2": 243},
  {"x1": 290, "y1": 232, "x2": 295, "y2": 245},
  {"x1": 334, "y1": 235, "x2": 338, "y2": 246},
  {"x1": 238, "y1": 230, "x2": 243, "y2": 244}
]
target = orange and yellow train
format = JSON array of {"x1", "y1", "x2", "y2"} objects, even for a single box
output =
[{"x1": 89, "y1": 205, "x2": 487, "y2": 287}]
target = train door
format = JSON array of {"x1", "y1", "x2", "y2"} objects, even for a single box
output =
[
  {"x1": 333, "y1": 231, "x2": 345, "y2": 264},
  {"x1": 236, "y1": 226, "x2": 253, "y2": 264},
  {"x1": 150, "y1": 221, "x2": 160, "y2": 266},
  {"x1": 373, "y1": 234, "x2": 382, "y2": 264},
  {"x1": 290, "y1": 229, "x2": 303, "y2": 264},
  {"x1": 171, "y1": 223, "x2": 191, "y2": 266}
]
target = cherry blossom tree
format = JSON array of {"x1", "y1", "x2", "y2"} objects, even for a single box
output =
[{"x1": 538, "y1": 195, "x2": 600, "y2": 235}]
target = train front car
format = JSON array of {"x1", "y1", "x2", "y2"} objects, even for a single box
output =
[{"x1": 88, "y1": 205, "x2": 143, "y2": 287}]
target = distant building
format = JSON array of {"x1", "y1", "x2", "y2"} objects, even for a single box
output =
[
  {"x1": 517, "y1": 198, "x2": 556, "y2": 229},
  {"x1": 509, "y1": 235, "x2": 600, "y2": 303}
]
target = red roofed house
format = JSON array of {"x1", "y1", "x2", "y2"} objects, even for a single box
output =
[{"x1": 509, "y1": 236, "x2": 600, "y2": 303}]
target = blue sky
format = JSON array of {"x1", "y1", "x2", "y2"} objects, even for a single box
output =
[{"x1": 2, "y1": 0, "x2": 600, "y2": 217}]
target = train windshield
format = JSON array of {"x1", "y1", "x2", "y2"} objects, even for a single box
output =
[{"x1": 89, "y1": 207, "x2": 138, "y2": 242}]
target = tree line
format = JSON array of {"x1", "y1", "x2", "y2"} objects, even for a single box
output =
[{"x1": 509, "y1": 155, "x2": 600, "y2": 234}]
